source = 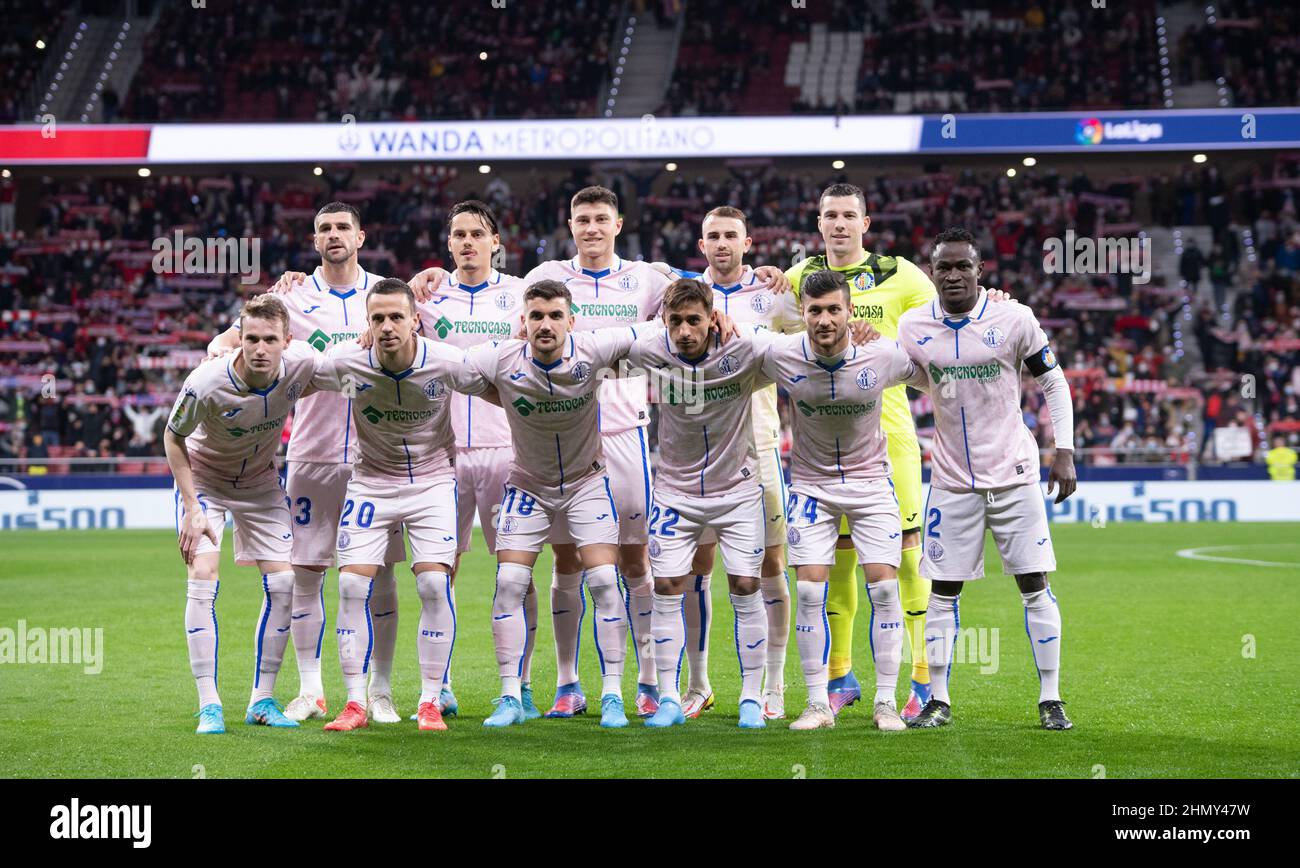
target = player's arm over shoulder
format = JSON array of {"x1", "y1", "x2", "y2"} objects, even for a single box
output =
[{"x1": 882, "y1": 338, "x2": 930, "y2": 392}]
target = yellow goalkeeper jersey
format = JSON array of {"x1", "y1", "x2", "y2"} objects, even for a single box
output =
[{"x1": 785, "y1": 252, "x2": 937, "y2": 438}]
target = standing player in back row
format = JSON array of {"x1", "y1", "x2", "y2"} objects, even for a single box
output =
[
  {"x1": 415, "y1": 200, "x2": 539, "y2": 719},
  {"x1": 898, "y1": 229, "x2": 1076, "y2": 731},
  {"x1": 785, "y1": 182, "x2": 937, "y2": 720},
  {"x1": 206, "y1": 202, "x2": 407, "y2": 724}
]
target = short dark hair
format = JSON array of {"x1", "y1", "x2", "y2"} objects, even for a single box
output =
[
  {"x1": 932, "y1": 227, "x2": 981, "y2": 260},
  {"x1": 819, "y1": 183, "x2": 866, "y2": 215},
  {"x1": 446, "y1": 199, "x2": 499, "y2": 235},
  {"x1": 315, "y1": 201, "x2": 362, "y2": 229},
  {"x1": 571, "y1": 185, "x2": 619, "y2": 213},
  {"x1": 664, "y1": 278, "x2": 713, "y2": 313},
  {"x1": 802, "y1": 269, "x2": 851, "y2": 305},
  {"x1": 367, "y1": 277, "x2": 416, "y2": 314},
  {"x1": 524, "y1": 279, "x2": 572, "y2": 307},
  {"x1": 703, "y1": 205, "x2": 747, "y2": 231}
]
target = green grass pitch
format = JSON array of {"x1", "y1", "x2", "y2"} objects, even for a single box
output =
[{"x1": 1, "y1": 523, "x2": 1297, "y2": 779}]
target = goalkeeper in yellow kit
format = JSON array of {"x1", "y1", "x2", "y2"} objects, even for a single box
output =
[{"x1": 785, "y1": 183, "x2": 935, "y2": 720}]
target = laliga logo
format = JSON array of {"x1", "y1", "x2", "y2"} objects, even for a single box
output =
[
  {"x1": 1076, "y1": 117, "x2": 1164, "y2": 145},
  {"x1": 1076, "y1": 118, "x2": 1104, "y2": 146}
]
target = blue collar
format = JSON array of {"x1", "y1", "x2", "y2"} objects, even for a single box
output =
[
  {"x1": 575, "y1": 256, "x2": 620, "y2": 279},
  {"x1": 942, "y1": 317, "x2": 971, "y2": 331},
  {"x1": 312, "y1": 268, "x2": 367, "y2": 300},
  {"x1": 526, "y1": 334, "x2": 575, "y2": 369},
  {"x1": 372, "y1": 338, "x2": 426, "y2": 377},
  {"x1": 227, "y1": 357, "x2": 282, "y2": 395}
]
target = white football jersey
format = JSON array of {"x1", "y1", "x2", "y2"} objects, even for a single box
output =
[
  {"x1": 312, "y1": 337, "x2": 469, "y2": 485},
  {"x1": 525, "y1": 257, "x2": 670, "y2": 433},
  {"x1": 168, "y1": 343, "x2": 322, "y2": 488},
  {"x1": 278, "y1": 265, "x2": 386, "y2": 465},
  {"x1": 418, "y1": 268, "x2": 526, "y2": 450},
  {"x1": 461, "y1": 325, "x2": 650, "y2": 494}
]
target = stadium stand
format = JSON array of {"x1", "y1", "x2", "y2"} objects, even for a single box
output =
[
  {"x1": 666, "y1": 0, "x2": 1163, "y2": 117},
  {"x1": 123, "y1": 0, "x2": 620, "y2": 122}
]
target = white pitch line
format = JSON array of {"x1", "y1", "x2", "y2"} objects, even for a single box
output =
[{"x1": 1176, "y1": 545, "x2": 1300, "y2": 568}]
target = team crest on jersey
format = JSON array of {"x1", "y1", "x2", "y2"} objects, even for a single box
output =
[
  {"x1": 786, "y1": 527, "x2": 801, "y2": 545},
  {"x1": 648, "y1": 538, "x2": 662, "y2": 558},
  {"x1": 982, "y1": 327, "x2": 1005, "y2": 349},
  {"x1": 337, "y1": 531, "x2": 351, "y2": 549},
  {"x1": 750, "y1": 292, "x2": 773, "y2": 314},
  {"x1": 571, "y1": 361, "x2": 593, "y2": 382},
  {"x1": 494, "y1": 291, "x2": 516, "y2": 312},
  {"x1": 927, "y1": 541, "x2": 944, "y2": 561},
  {"x1": 424, "y1": 379, "x2": 447, "y2": 400},
  {"x1": 856, "y1": 368, "x2": 878, "y2": 391},
  {"x1": 500, "y1": 517, "x2": 518, "y2": 535},
  {"x1": 851, "y1": 272, "x2": 875, "y2": 292},
  {"x1": 718, "y1": 354, "x2": 740, "y2": 375},
  {"x1": 286, "y1": 383, "x2": 304, "y2": 403},
  {"x1": 616, "y1": 274, "x2": 639, "y2": 292}
]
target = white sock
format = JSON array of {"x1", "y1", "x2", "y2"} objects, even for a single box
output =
[
  {"x1": 551, "y1": 570, "x2": 585, "y2": 687},
  {"x1": 416, "y1": 570, "x2": 455, "y2": 705},
  {"x1": 522, "y1": 582, "x2": 537, "y2": 685},
  {"x1": 367, "y1": 564, "x2": 398, "y2": 698},
  {"x1": 290, "y1": 566, "x2": 325, "y2": 696},
  {"x1": 682, "y1": 573, "x2": 712, "y2": 695},
  {"x1": 925, "y1": 593, "x2": 960, "y2": 705},
  {"x1": 651, "y1": 591, "x2": 685, "y2": 703},
  {"x1": 795, "y1": 580, "x2": 830, "y2": 707},
  {"x1": 759, "y1": 572, "x2": 789, "y2": 691},
  {"x1": 337, "y1": 571, "x2": 374, "y2": 705},
  {"x1": 249, "y1": 570, "x2": 294, "y2": 706},
  {"x1": 492, "y1": 563, "x2": 531, "y2": 701},
  {"x1": 586, "y1": 563, "x2": 626, "y2": 697},
  {"x1": 1022, "y1": 586, "x2": 1062, "y2": 703},
  {"x1": 622, "y1": 569, "x2": 656, "y2": 686},
  {"x1": 186, "y1": 579, "x2": 220, "y2": 709},
  {"x1": 731, "y1": 590, "x2": 766, "y2": 705},
  {"x1": 865, "y1": 579, "x2": 904, "y2": 705}
]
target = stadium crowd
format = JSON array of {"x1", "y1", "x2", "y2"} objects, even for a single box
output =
[
  {"x1": 122, "y1": 0, "x2": 619, "y2": 122},
  {"x1": 2, "y1": 154, "x2": 1297, "y2": 471}
]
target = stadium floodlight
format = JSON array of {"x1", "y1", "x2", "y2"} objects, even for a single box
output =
[
  {"x1": 36, "y1": 40, "x2": 45, "y2": 50},
  {"x1": 313, "y1": 167, "x2": 323, "y2": 176},
  {"x1": 1007, "y1": 168, "x2": 1017, "y2": 177},
  {"x1": 137, "y1": 168, "x2": 150, "y2": 177},
  {"x1": 665, "y1": 162, "x2": 677, "y2": 172},
  {"x1": 832, "y1": 159, "x2": 845, "y2": 170},
  {"x1": 479, "y1": 52, "x2": 488, "y2": 61},
  {"x1": 1023, "y1": 156, "x2": 1037, "y2": 166},
  {"x1": 479, "y1": 164, "x2": 491, "y2": 174},
  {"x1": 1193, "y1": 154, "x2": 1208, "y2": 163},
  {"x1": 1, "y1": 169, "x2": 10, "y2": 178}
]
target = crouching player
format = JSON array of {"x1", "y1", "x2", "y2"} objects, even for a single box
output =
[
  {"x1": 624, "y1": 278, "x2": 770, "y2": 729},
  {"x1": 310, "y1": 279, "x2": 491, "y2": 733},
  {"x1": 762, "y1": 271, "x2": 930, "y2": 731},
  {"x1": 165, "y1": 295, "x2": 324, "y2": 733},
  {"x1": 899, "y1": 229, "x2": 1076, "y2": 731},
  {"x1": 456, "y1": 280, "x2": 678, "y2": 728}
]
